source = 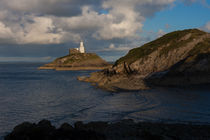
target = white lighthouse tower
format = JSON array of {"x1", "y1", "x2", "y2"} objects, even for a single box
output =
[{"x1": 79, "y1": 41, "x2": 85, "y2": 53}]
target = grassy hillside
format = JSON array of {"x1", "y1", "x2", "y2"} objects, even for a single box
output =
[
  {"x1": 189, "y1": 38, "x2": 210, "y2": 56},
  {"x1": 54, "y1": 53, "x2": 102, "y2": 64},
  {"x1": 115, "y1": 29, "x2": 206, "y2": 65},
  {"x1": 39, "y1": 53, "x2": 111, "y2": 70}
]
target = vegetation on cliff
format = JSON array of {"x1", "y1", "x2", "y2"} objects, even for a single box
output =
[
  {"x1": 39, "y1": 53, "x2": 111, "y2": 70},
  {"x1": 115, "y1": 29, "x2": 206, "y2": 65},
  {"x1": 80, "y1": 29, "x2": 210, "y2": 91},
  {"x1": 189, "y1": 38, "x2": 210, "y2": 56},
  {"x1": 52, "y1": 53, "x2": 108, "y2": 67}
]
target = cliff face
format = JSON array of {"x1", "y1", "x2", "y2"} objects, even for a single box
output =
[
  {"x1": 80, "y1": 29, "x2": 210, "y2": 91},
  {"x1": 39, "y1": 53, "x2": 111, "y2": 70},
  {"x1": 113, "y1": 29, "x2": 209, "y2": 76},
  {"x1": 146, "y1": 40, "x2": 210, "y2": 86}
]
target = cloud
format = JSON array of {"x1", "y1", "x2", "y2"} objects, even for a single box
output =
[
  {"x1": 19, "y1": 16, "x2": 63, "y2": 44},
  {"x1": 0, "y1": 22, "x2": 15, "y2": 43},
  {"x1": 157, "y1": 29, "x2": 166, "y2": 37},
  {"x1": 0, "y1": 56, "x2": 54, "y2": 62},
  {"x1": 181, "y1": 0, "x2": 210, "y2": 8},
  {"x1": 0, "y1": 0, "x2": 102, "y2": 17},
  {"x1": 0, "y1": 15, "x2": 82, "y2": 44},
  {"x1": 109, "y1": 44, "x2": 115, "y2": 49},
  {"x1": 0, "y1": 0, "x2": 176, "y2": 45},
  {"x1": 165, "y1": 24, "x2": 170, "y2": 29},
  {"x1": 181, "y1": 0, "x2": 197, "y2": 4},
  {"x1": 104, "y1": 43, "x2": 133, "y2": 52},
  {"x1": 201, "y1": 21, "x2": 210, "y2": 32}
]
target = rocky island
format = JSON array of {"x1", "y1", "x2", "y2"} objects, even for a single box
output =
[
  {"x1": 39, "y1": 41, "x2": 111, "y2": 70},
  {"x1": 79, "y1": 29, "x2": 210, "y2": 91}
]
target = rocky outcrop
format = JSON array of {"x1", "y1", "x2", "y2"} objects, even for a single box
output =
[
  {"x1": 39, "y1": 53, "x2": 111, "y2": 70},
  {"x1": 145, "y1": 53, "x2": 210, "y2": 87},
  {"x1": 5, "y1": 119, "x2": 210, "y2": 140},
  {"x1": 79, "y1": 29, "x2": 210, "y2": 91},
  {"x1": 5, "y1": 120, "x2": 105, "y2": 140}
]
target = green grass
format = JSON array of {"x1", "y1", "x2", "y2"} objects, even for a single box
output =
[
  {"x1": 115, "y1": 29, "x2": 206, "y2": 65},
  {"x1": 54, "y1": 53, "x2": 102, "y2": 64},
  {"x1": 189, "y1": 38, "x2": 210, "y2": 56}
]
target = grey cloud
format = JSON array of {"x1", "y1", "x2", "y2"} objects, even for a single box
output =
[
  {"x1": 0, "y1": 0, "x2": 176, "y2": 45},
  {"x1": 0, "y1": 0, "x2": 179, "y2": 61},
  {"x1": 136, "y1": 3, "x2": 172, "y2": 17},
  {"x1": 0, "y1": 0, "x2": 102, "y2": 17},
  {"x1": 181, "y1": 0, "x2": 209, "y2": 7},
  {"x1": 181, "y1": 0, "x2": 197, "y2": 4}
]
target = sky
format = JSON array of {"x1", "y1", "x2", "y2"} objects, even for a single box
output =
[{"x1": 0, "y1": 0, "x2": 209, "y2": 62}]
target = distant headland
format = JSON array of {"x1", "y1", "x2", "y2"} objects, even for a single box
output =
[
  {"x1": 39, "y1": 41, "x2": 111, "y2": 70},
  {"x1": 79, "y1": 29, "x2": 210, "y2": 91}
]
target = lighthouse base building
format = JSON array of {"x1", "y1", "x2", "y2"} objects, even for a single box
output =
[{"x1": 69, "y1": 41, "x2": 86, "y2": 55}]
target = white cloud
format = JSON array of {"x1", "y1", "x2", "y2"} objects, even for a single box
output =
[
  {"x1": 0, "y1": 0, "x2": 176, "y2": 45},
  {"x1": 104, "y1": 43, "x2": 131, "y2": 51},
  {"x1": 0, "y1": 15, "x2": 82, "y2": 44},
  {"x1": 201, "y1": 21, "x2": 210, "y2": 32},
  {"x1": 109, "y1": 44, "x2": 115, "y2": 49},
  {"x1": 19, "y1": 17, "x2": 63, "y2": 44},
  {"x1": 0, "y1": 22, "x2": 13, "y2": 39},
  {"x1": 205, "y1": 22, "x2": 210, "y2": 31},
  {"x1": 93, "y1": 6, "x2": 143, "y2": 40},
  {"x1": 157, "y1": 29, "x2": 166, "y2": 37}
]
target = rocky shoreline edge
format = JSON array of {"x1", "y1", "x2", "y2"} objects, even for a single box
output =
[
  {"x1": 38, "y1": 66, "x2": 110, "y2": 71},
  {"x1": 5, "y1": 119, "x2": 210, "y2": 140},
  {"x1": 77, "y1": 74, "x2": 149, "y2": 92}
]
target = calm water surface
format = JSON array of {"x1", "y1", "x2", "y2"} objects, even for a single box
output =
[{"x1": 1, "y1": 62, "x2": 210, "y2": 138}]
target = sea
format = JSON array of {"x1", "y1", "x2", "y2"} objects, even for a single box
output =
[{"x1": 1, "y1": 62, "x2": 210, "y2": 139}]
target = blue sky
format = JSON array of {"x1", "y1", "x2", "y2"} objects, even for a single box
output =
[
  {"x1": 0, "y1": 0, "x2": 209, "y2": 62},
  {"x1": 143, "y1": 1, "x2": 210, "y2": 33}
]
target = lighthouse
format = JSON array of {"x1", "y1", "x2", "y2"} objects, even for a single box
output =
[
  {"x1": 69, "y1": 41, "x2": 86, "y2": 55},
  {"x1": 79, "y1": 41, "x2": 85, "y2": 53}
]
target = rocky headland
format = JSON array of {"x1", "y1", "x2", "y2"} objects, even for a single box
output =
[
  {"x1": 39, "y1": 53, "x2": 111, "y2": 71},
  {"x1": 5, "y1": 119, "x2": 210, "y2": 140},
  {"x1": 78, "y1": 29, "x2": 210, "y2": 91}
]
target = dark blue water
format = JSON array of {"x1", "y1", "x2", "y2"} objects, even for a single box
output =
[{"x1": 1, "y1": 63, "x2": 210, "y2": 138}]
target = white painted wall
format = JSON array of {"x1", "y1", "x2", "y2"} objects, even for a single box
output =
[{"x1": 79, "y1": 41, "x2": 85, "y2": 53}]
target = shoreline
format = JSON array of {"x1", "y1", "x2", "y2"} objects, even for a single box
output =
[
  {"x1": 5, "y1": 119, "x2": 210, "y2": 140},
  {"x1": 78, "y1": 72, "x2": 210, "y2": 92},
  {"x1": 77, "y1": 72, "x2": 149, "y2": 92},
  {"x1": 38, "y1": 66, "x2": 110, "y2": 71}
]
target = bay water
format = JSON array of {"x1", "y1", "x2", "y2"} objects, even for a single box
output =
[{"x1": 1, "y1": 62, "x2": 210, "y2": 138}]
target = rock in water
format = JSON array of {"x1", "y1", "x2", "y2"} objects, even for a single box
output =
[
  {"x1": 79, "y1": 29, "x2": 210, "y2": 91},
  {"x1": 39, "y1": 53, "x2": 111, "y2": 70}
]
